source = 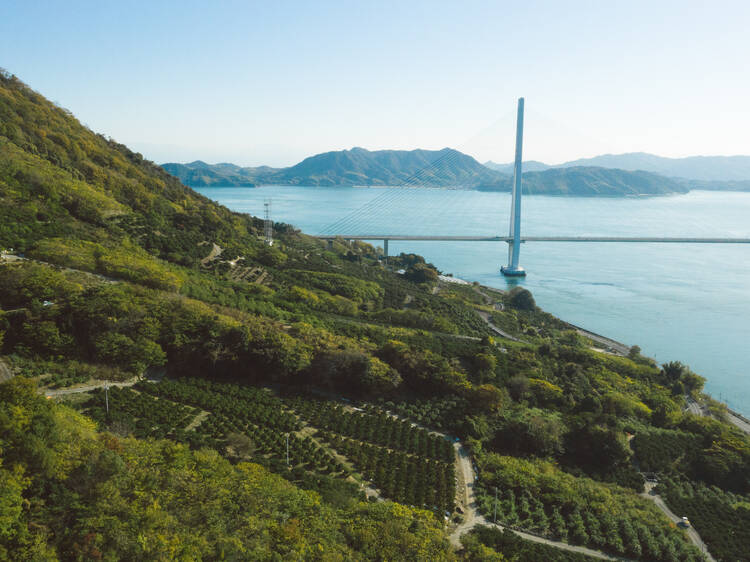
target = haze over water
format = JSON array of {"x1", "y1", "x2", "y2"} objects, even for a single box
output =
[{"x1": 197, "y1": 187, "x2": 750, "y2": 416}]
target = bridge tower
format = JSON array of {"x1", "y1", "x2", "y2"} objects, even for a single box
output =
[{"x1": 501, "y1": 97, "x2": 526, "y2": 277}]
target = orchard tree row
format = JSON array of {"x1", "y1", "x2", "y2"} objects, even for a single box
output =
[
  {"x1": 475, "y1": 487, "x2": 700, "y2": 562},
  {"x1": 195, "y1": 414, "x2": 345, "y2": 475},
  {"x1": 475, "y1": 454, "x2": 703, "y2": 562},
  {"x1": 379, "y1": 395, "x2": 470, "y2": 433},
  {"x1": 319, "y1": 430, "x2": 455, "y2": 515},
  {"x1": 287, "y1": 396, "x2": 453, "y2": 462},
  {"x1": 136, "y1": 378, "x2": 300, "y2": 432},
  {"x1": 83, "y1": 386, "x2": 199, "y2": 438},
  {"x1": 632, "y1": 428, "x2": 702, "y2": 472},
  {"x1": 658, "y1": 476, "x2": 750, "y2": 562}
]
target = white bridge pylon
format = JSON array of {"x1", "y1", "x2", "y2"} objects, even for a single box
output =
[
  {"x1": 316, "y1": 98, "x2": 750, "y2": 274},
  {"x1": 501, "y1": 97, "x2": 526, "y2": 277}
]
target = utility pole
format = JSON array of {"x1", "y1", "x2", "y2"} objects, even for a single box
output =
[
  {"x1": 494, "y1": 487, "x2": 498, "y2": 523},
  {"x1": 104, "y1": 384, "x2": 109, "y2": 415}
]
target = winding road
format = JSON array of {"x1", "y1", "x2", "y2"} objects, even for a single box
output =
[
  {"x1": 448, "y1": 442, "x2": 626, "y2": 560},
  {"x1": 640, "y1": 482, "x2": 715, "y2": 562},
  {"x1": 475, "y1": 310, "x2": 524, "y2": 343}
]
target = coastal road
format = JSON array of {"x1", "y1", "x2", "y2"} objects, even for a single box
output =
[
  {"x1": 573, "y1": 327, "x2": 629, "y2": 356},
  {"x1": 727, "y1": 412, "x2": 750, "y2": 434},
  {"x1": 685, "y1": 396, "x2": 750, "y2": 435}
]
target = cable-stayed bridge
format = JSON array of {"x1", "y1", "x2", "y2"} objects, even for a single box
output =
[{"x1": 315, "y1": 98, "x2": 750, "y2": 275}]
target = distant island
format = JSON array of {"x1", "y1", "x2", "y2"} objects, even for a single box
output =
[
  {"x1": 163, "y1": 148, "x2": 750, "y2": 197},
  {"x1": 487, "y1": 152, "x2": 750, "y2": 182}
]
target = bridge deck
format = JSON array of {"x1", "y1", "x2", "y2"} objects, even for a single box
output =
[{"x1": 315, "y1": 235, "x2": 750, "y2": 243}]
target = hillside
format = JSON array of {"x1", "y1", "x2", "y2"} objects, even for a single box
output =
[
  {"x1": 488, "y1": 153, "x2": 750, "y2": 183},
  {"x1": 2, "y1": 71, "x2": 749, "y2": 561},
  {"x1": 481, "y1": 166, "x2": 690, "y2": 196},
  {"x1": 161, "y1": 160, "x2": 278, "y2": 187},
  {"x1": 165, "y1": 147, "x2": 508, "y2": 188},
  {"x1": 163, "y1": 150, "x2": 691, "y2": 196},
  {"x1": 558, "y1": 152, "x2": 750, "y2": 181},
  {"x1": 674, "y1": 178, "x2": 750, "y2": 192},
  {"x1": 484, "y1": 160, "x2": 551, "y2": 173},
  {"x1": 274, "y1": 147, "x2": 508, "y2": 187}
]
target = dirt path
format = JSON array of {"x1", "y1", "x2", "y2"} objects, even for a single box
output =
[
  {"x1": 41, "y1": 380, "x2": 138, "y2": 397},
  {"x1": 185, "y1": 410, "x2": 210, "y2": 431},
  {"x1": 450, "y1": 442, "x2": 479, "y2": 544},
  {"x1": 200, "y1": 243, "x2": 223, "y2": 266},
  {"x1": 2, "y1": 254, "x2": 120, "y2": 284},
  {"x1": 472, "y1": 286, "x2": 500, "y2": 307},
  {"x1": 475, "y1": 310, "x2": 524, "y2": 343},
  {"x1": 0, "y1": 357, "x2": 13, "y2": 383}
]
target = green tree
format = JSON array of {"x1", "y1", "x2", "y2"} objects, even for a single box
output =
[
  {"x1": 405, "y1": 263, "x2": 438, "y2": 284},
  {"x1": 506, "y1": 287, "x2": 535, "y2": 311}
]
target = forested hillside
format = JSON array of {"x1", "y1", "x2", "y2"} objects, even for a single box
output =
[
  {"x1": 479, "y1": 166, "x2": 689, "y2": 196},
  {"x1": 161, "y1": 160, "x2": 263, "y2": 187},
  {"x1": 164, "y1": 147, "x2": 506, "y2": 188},
  {"x1": 164, "y1": 148, "x2": 694, "y2": 196},
  {"x1": 2, "y1": 71, "x2": 750, "y2": 561},
  {"x1": 557, "y1": 152, "x2": 750, "y2": 182}
]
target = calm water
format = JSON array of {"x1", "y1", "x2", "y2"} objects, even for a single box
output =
[{"x1": 196, "y1": 186, "x2": 750, "y2": 416}]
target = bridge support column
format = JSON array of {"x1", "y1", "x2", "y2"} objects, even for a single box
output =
[
  {"x1": 383, "y1": 239, "x2": 389, "y2": 262},
  {"x1": 501, "y1": 97, "x2": 527, "y2": 277},
  {"x1": 327, "y1": 239, "x2": 334, "y2": 251}
]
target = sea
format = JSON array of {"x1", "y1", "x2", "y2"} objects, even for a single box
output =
[{"x1": 195, "y1": 186, "x2": 750, "y2": 416}]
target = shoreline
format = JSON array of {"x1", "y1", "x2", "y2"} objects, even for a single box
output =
[
  {"x1": 194, "y1": 186, "x2": 750, "y2": 423},
  {"x1": 192, "y1": 185, "x2": 750, "y2": 198},
  {"x1": 475, "y1": 282, "x2": 750, "y2": 426}
]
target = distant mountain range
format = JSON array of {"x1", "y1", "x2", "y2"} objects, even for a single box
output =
[
  {"x1": 164, "y1": 148, "x2": 502, "y2": 189},
  {"x1": 486, "y1": 152, "x2": 750, "y2": 182},
  {"x1": 484, "y1": 160, "x2": 552, "y2": 174},
  {"x1": 163, "y1": 148, "x2": 750, "y2": 196},
  {"x1": 160, "y1": 161, "x2": 269, "y2": 187},
  {"x1": 487, "y1": 167, "x2": 689, "y2": 196}
]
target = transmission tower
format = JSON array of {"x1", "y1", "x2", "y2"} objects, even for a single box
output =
[{"x1": 263, "y1": 199, "x2": 273, "y2": 246}]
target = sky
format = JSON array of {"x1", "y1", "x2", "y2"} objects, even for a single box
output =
[{"x1": 2, "y1": 0, "x2": 750, "y2": 167}]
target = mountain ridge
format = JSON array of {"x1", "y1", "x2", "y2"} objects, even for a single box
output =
[
  {"x1": 164, "y1": 147, "x2": 505, "y2": 188},
  {"x1": 488, "y1": 152, "x2": 750, "y2": 182},
  {"x1": 163, "y1": 149, "x2": 712, "y2": 196}
]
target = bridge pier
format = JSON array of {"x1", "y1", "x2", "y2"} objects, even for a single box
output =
[
  {"x1": 501, "y1": 97, "x2": 527, "y2": 277},
  {"x1": 383, "y1": 239, "x2": 389, "y2": 262}
]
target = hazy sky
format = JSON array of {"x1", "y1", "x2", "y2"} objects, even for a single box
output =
[{"x1": 2, "y1": 1, "x2": 750, "y2": 167}]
